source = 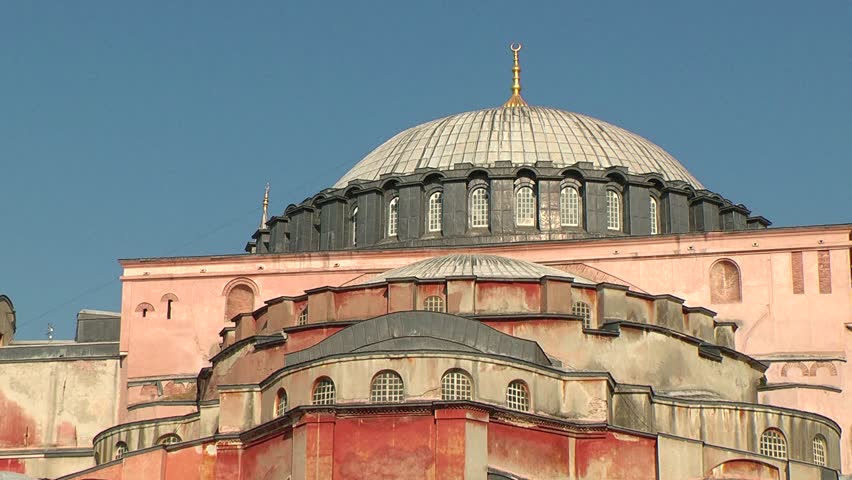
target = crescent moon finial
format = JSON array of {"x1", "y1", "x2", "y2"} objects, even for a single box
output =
[{"x1": 510, "y1": 42, "x2": 522, "y2": 52}]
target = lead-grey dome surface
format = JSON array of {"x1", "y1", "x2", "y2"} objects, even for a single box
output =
[
  {"x1": 357, "y1": 254, "x2": 591, "y2": 285},
  {"x1": 334, "y1": 106, "x2": 703, "y2": 188}
]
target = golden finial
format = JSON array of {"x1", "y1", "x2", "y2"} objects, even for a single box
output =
[
  {"x1": 259, "y1": 183, "x2": 270, "y2": 229},
  {"x1": 503, "y1": 42, "x2": 528, "y2": 108}
]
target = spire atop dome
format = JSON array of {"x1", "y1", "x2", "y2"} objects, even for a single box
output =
[
  {"x1": 259, "y1": 183, "x2": 270, "y2": 230},
  {"x1": 503, "y1": 42, "x2": 528, "y2": 108}
]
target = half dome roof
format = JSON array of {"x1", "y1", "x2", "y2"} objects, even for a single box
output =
[
  {"x1": 357, "y1": 254, "x2": 591, "y2": 285},
  {"x1": 334, "y1": 106, "x2": 703, "y2": 189}
]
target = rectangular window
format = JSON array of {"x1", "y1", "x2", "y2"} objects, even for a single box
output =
[
  {"x1": 818, "y1": 250, "x2": 832, "y2": 294},
  {"x1": 791, "y1": 251, "x2": 804, "y2": 294}
]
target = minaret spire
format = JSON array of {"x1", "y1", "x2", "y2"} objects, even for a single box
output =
[
  {"x1": 259, "y1": 183, "x2": 270, "y2": 229},
  {"x1": 503, "y1": 42, "x2": 528, "y2": 108}
]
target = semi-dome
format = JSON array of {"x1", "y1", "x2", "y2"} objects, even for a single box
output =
[
  {"x1": 334, "y1": 106, "x2": 703, "y2": 189},
  {"x1": 357, "y1": 254, "x2": 592, "y2": 285}
]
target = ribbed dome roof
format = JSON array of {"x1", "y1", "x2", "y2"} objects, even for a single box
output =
[
  {"x1": 334, "y1": 106, "x2": 703, "y2": 188},
  {"x1": 357, "y1": 254, "x2": 591, "y2": 285}
]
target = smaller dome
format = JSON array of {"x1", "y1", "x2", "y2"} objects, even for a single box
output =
[{"x1": 358, "y1": 254, "x2": 591, "y2": 285}]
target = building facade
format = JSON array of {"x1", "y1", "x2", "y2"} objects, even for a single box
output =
[{"x1": 0, "y1": 45, "x2": 850, "y2": 479}]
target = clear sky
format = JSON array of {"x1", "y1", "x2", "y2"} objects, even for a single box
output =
[{"x1": 1, "y1": 2, "x2": 850, "y2": 340}]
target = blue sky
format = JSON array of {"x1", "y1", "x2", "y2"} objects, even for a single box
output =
[{"x1": 1, "y1": 2, "x2": 850, "y2": 340}]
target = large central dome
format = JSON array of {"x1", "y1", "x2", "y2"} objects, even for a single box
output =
[{"x1": 334, "y1": 105, "x2": 703, "y2": 188}]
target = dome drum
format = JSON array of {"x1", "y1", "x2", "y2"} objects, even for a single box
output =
[{"x1": 254, "y1": 163, "x2": 768, "y2": 254}]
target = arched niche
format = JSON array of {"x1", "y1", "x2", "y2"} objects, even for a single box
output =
[
  {"x1": 710, "y1": 259, "x2": 742, "y2": 304},
  {"x1": 222, "y1": 278, "x2": 259, "y2": 322}
]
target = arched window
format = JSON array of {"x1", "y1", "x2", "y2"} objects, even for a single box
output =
[
  {"x1": 135, "y1": 303, "x2": 154, "y2": 318},
  {"x1": 606, "y1": 190, "x2": 621, "y2": 231},
  {"x1": 275, "y1": 388, "x2": 288, "y2": 417},
  {"x1": 759, "y1": 428, "x2": 787, "y2": 459},
  {"x1": 650, "y1": 197, "x2": 659, "y2": 235},
  {"x1": 428, "y1": 191, "x2": 443, "y2": 233},
  {"x1": 813, "y1": 435, "x2": 827, "y2": 466},
  {"x1": 572, "y1": 301, "x2": 592, "y2": 329},
  {"x1": 312, "y1": 378, "x2": 336, "y2": 405},
  {"x1": 424, "y1": 296, "x2": 445, "y2": 312},
  {"x1": 515, "y1": 186, "x2": 536, "y2": 226},
  {"x1": 470, "y1": 187, "x2": 489, "y2": 228},
  {"x1": 387, "y1": 197, "x2": 399, "y2": 237},
  {"x1": 114, "y1": 441, "x2": 128, "y2": 460},
  {"x1": 441, "y1": 370, "x2": 472, "y2": 400},
  {"x1": 370, "y1": 370, "x2": 404, "y2": 403},
  {"x1": 710, "y1": 259, "x2": 742, "y2": 304},
  {"x1": 351, "y1": 207, "x2": 359, "y2": 246},
  {"x1": 157, "y1": 434, "x2": 181, "y2": 446},
  {"x1": 506, "y1": 380, "x2": 530, "y2": 412},
  {"x1": 560, "y1": 187, "x2": 580, "y2": 227},
  {"x1": 297, "y1": 306, "x2": 308, "y2": 326}
]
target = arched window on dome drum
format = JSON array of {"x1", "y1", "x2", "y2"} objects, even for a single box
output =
[
  {"x1": 370, "y1": 370, "x2": 404, "y2": 403},
  {"x1": 572, "y1": 301, "x2": 592, "y2": 329},
  {"x1": 351, "y1": 207, "x2": 358, "y2": 246},
  {"x1": 759, "y1": 428, "x2": 787, "y2": 459},
  {"x1": 441, "y1": 370, "x2": 473, "y2": 400},
  {"x1": 650, "y1": 197, "x2": 659, "y2": 235},
  {"x1": 275, "y1": 388, "x2": 288, "y2": 417},
  {"x1": 515, "y1": 186, "x2": 536, "y2": 227},
  {"x1": 424, "y1": 295, "x2": 445, "y2": 312},
  {"x1": 297, "y1": 306, "x2": 308, "y2": 326},
  {"x1": 560, "y1": 187, "x2": 580, "y2": 227},
  {"x1": 813, "y1": 434, "x2": 827, "y2": 466},
  {"x1": 312, "y1": 377, "x2": 336, "y2": 405},
  {"x1": 470, "y1": 187, "x2": 489, "y2": 228},
  {"x1": 606, "y1": 190, "x2": 621, "y2": 231},
  {"x1": 387, "y1": 197, "x2": 399, "y2": 237},
  {"x1": 506, "y1": 380, "x2": 530, "y2": 412},
  {"x1": 157, "y1": 434, "x2": 181, "y2": 446},
  {"x1": 114, "y1": 441, "x2": 128, "y2": 460},
  {"x1": 428, "y1": 191, "x2": 443, "y2": 233}
]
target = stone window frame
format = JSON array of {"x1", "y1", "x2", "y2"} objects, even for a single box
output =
[
  {"x1": 386, "y1": 196, "x2": 400, "y2": 238},
  {"x1": 468, "y1": 179, "x2": 490, "y2": 229},
  {"x1": 426, "y1": 189, "x2": 444, "y2": 234},
  {"x1": 157, "y1": 433, "x2": 181, "y2": 446},
  {"x1": 441, "y1": 369, "x2": 473, "y2": 400},
  {"x1": 370, "y1": 370, "x2": 405, "y2": 403},
  {"x1": 312, "y1": 377, "x2": 336, "y2": 405},
  {"x1": 759, "y1": 428, "x2": 787, "y2": 460},
  {"x1": 297, "y1": 306, "x2": 308, "y2": 326},
  {"x1": 572, "y1": 301, "x2": 593, "y2": 329},
  {"x1": 506, "y1": 379, "x2": 530, "y2": 412},
  {"x1": 513, "y1": 177, "x2": 537, "y2": 228},
  {"x1": 813, "y1": 434, "x2": 827, "y2": 466},
  {"x1": 649, "y1": 195, "x2": 660, "y2": 235},
  {"x1": 275, "y1": 388, "x2": 288, "y2": 417},
  {"x1": 606, "y1": 187, "x2": 623, "y2": 232},
  {"x1": 559, "y1": 178, "x2": 584, "y2": 229},
  {"x1": 350, "y1": 205, "x2": 359, "y2": 247}
]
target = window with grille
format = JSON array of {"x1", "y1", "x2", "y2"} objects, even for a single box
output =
[
  {"x1": 157, "y1": 434, "x2": 181, "y2": 446},
  {"x1": 370, "y1": 371, "x2": 404, "y2": 403},
  {"x1": 506, "y1": 380, "x2": 530, "y2": 412},
  {"x1": 759, "y1": 429, "x2": 787, "y2": 459},
  {"x1": 424, "y1": 295, "x2": 445, "y2": 312},
  {"x1": 441, "y1": 370, "x2": 472, "y2": 400},
  {"x1": 606, "y1": 190, "x2": 621, "y2": 231},
  {"x1": 650, "y1": 197, "x2": 659, "y2": 235},
  {"x1": 428, "y1": 192, "x2": 443, "y2": 233},
  {"x1": 572, "y1": 301, "x2": 592, "y2": 329},
  {"x1": 470, "y1": 188, "x2": 489, "y2": 228},
  {"x1": 387, "y1": 197, "x2": 399, "y2": 237},
  {"x1": 312, "y1": 378, "x2": 336, "y2": 405},
  {"x1": 560, "y1": 187, "x2": 580, "y2": 227},
  {"x1": 114, "y1": 442, "x2": 128, "y2": 460},
  {"x1": 813, "y1": 435, "x2": 827, "y2": 466},
  {"x1": 297, "y1": 307, "x2": 308, "y2": 326},
  {"x1": 351, "y1": 207, "x2": 358, "y2": 246},
  {"x1": 515, "y1": 186, "x2": 536, "y2": 226},
  {"x1": 275, "y1": 388, "x2": 288, "y2": 417}
]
